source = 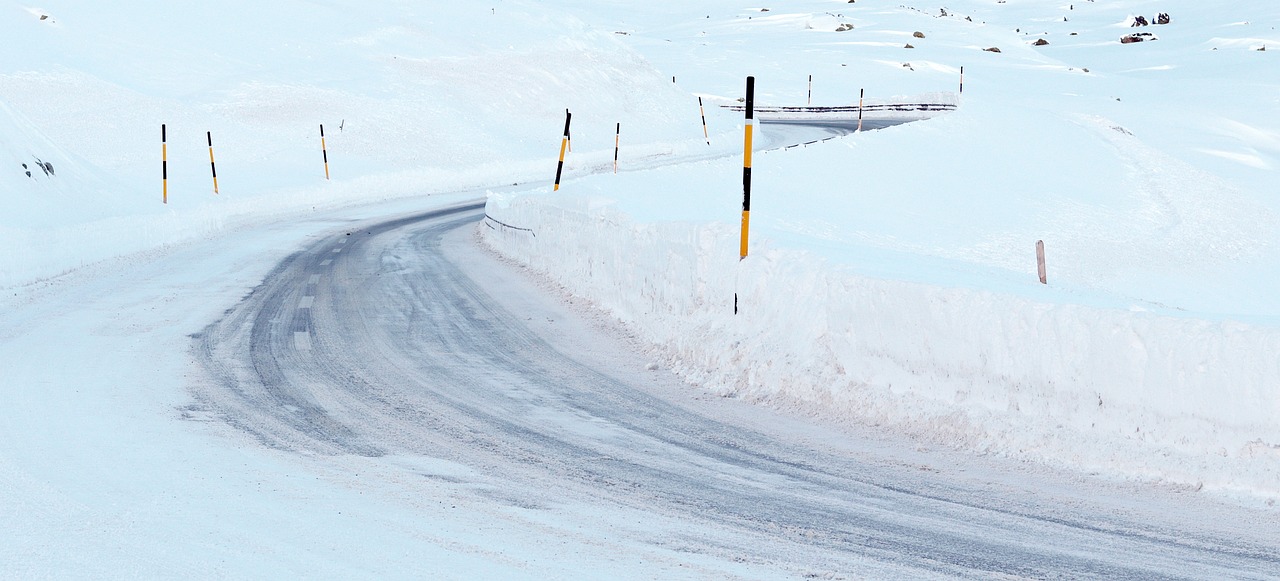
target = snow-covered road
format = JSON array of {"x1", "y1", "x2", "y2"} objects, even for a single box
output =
[{"x1": 185, "y1": 202, "x2": 1280, "y2": 578}]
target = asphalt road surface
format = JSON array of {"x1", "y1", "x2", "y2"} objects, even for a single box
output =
[{"x1": 191, "y1": 202, "x2": 1280, "y2": 579}]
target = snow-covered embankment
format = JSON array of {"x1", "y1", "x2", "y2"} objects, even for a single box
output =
[{"x1": 482, "y1": 177, "x2": 1280, "y2": 502}]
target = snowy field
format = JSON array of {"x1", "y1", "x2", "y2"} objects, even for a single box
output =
[{"x1": 2, "y1": 0, "x2": 1280, "y2": 577}]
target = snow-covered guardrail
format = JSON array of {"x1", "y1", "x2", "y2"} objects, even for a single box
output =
[{"x1": 720, "y1": 92, "x2": 958, "y2": 122}]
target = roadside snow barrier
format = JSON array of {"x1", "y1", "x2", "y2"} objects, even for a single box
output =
[{"x1": 481, "y1": 197, "x2": 1280, "y2": 498}]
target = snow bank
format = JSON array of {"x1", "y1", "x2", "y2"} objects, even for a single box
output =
[{"x1": 482, "y1": 189, "x2": 1280, "y2": 498}]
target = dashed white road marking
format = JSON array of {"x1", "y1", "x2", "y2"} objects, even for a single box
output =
[
  {"x1": 298, "y1": 295, "x2": 315, "y2": 309},
  {"x1": 294, "y1": 331, "x2": 312, "y2": 351},
  {"x1": 331, "y1": 248, "x2": 342, "y2": 254},
  {"x1": 321, "y1": 259, "x2": 332, "y2": 266},
  {"x1": 308, "y1": 274, "x2": 321, "y2": 285},
  {"x1": 338, "y1": 238, "x2": 347, "y2": 244}
]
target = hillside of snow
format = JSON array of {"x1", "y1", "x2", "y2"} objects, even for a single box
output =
[{"x1": 1, "y1": 0, "x2": 1278, "y2": 504}]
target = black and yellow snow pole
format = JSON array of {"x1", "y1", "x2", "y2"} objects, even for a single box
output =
[
  {"x1": 740, "y1": 76, "x2": 754, "y2": 261},
  {"x1": 207, "y1": 131, "x2": 219, "y2": 194},
  {"x1": 161, "y1": 124, "x2": 168, "y2": 204},
  {"x1": 320, "y1": 124, "x2": 330, "y2": 180},
  {"x1": 960, "y1": 66, "x2": 965, "y2": 95},
  {"x1": 807, "y1": 74, "x2": 812, "y2": 105},
  {"x1": 553, "y1": 109, "x2": 572, "y2": 191},
  {"x1": 735, "y1": 77, "x2": 755, "y2": 315},
  {"x1": 613, "y1": 122, "x2": 620, "y2": 174},
  {"x1": 699, "y1": 97, "x2": 710, "y2": 145},
  {"x1": 857, "y1": 88, "x2": 865, "y2": 132}
]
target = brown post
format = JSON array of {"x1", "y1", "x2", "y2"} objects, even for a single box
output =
[{"x1": 1036, "y1": 240, "x2": 1047, "y2": 284}]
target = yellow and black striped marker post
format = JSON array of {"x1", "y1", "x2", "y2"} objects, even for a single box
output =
[
  {"x1": 162, "y1": 124, "x2": 168, "y2": 204},
  {"x1": 740, "y1": 76, "x2": 754, "y2": 261},
  {"x1": 613, "y1": 122, "x2": 620, "y2": 174},
  {"x1": 553, "y1": 109, "x2": 572, "y2": 191},
  {"x1": 207, "y1": 131, "x2": 219, "y2": 194},
  {"x1": 735, "y1": 77, "x2": 755, "y2": 315},
  {"x1": 320, "y1": 124, "x2": 330, "y2": 180},
  {"x1": 857, "y1": 88, "x2": 865, "y2": 132},
  {"x1": 701, "y1": 97, "x2": 711, "y2": 145}
]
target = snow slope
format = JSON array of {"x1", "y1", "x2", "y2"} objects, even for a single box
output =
[{"x1": 482, "y1": 0, "x2": 1280, "y2": 500}]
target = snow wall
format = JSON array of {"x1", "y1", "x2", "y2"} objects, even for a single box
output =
[{"x1": 481, "y1": 192, "x2": 1280, "y2": 499}]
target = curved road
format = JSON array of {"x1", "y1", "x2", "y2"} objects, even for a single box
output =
[{"x1": 191, "y1": 202, "x2": 1280, "y2": 579}]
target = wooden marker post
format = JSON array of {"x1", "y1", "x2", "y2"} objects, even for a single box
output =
[
  {"x1": 207, "y1": 131, "x2": 219, "y2": 194},
  {"x1": 553, "y1": 109, "x2": 572, "y2": 191},
  {"x1": 1036, "y1": 240, "x2": 1047, "y2": 284},
  {"x1": 857, "y1": 88, "x2": 865, "y2": 132},
  {"x1": 740, "y1": 76, "x2": 755, "y2": 261},
  {"x1": 614, "y1": 122, "x2": 620, "y2": 174},
  {"x1": 698, "y1": 97, "x2": 710, "y2": 145},
  {"x1": 162, "y1": 124, "x2": 168, "y2": 204},
  {"x1": 320, "y1": 124, "x2": 330, "y2": 180}
]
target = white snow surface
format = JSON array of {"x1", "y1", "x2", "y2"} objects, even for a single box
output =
[{"x1": 2, "y1": 0, "x2": 1280, "y2": 576}]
